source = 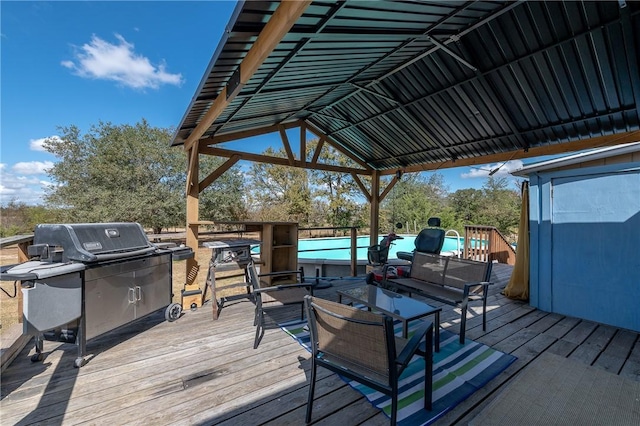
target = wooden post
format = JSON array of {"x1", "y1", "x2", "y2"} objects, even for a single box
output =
[
  {"x1": 350, "y1": 227, "x2": 357, "y2": 277},
  {"x1": 183, "y1": 144, "x2": 204, "y2": 312},
  {"x1": 17, "y1": 240, "x2": 29, "y2": 323},
  {"x1": 370, "y1": 170, "x2": 380, "y2": 247}
]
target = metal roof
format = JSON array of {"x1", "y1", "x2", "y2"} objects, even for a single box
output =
[{"x1": 172, "y1": 0, "x2": 640, "y2": 174}]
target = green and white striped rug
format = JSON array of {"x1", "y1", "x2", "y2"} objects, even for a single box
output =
[{"x1": 280, "y1": 316, "x2": 516, "y2": 425}]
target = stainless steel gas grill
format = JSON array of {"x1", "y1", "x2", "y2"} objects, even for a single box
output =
[{"x1": 0, "y1": 222, "x2": 192, "y2": 368}]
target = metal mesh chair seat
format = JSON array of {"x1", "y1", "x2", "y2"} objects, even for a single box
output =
[
  {"x1": 247, "y1": 261, "x2": 312, "y2": 349},
  {"x1": 305, "y1": 296, "x2": 433, "y2": 425}
]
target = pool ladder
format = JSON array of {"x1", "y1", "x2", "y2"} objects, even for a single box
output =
[{"x1": 445, "y1": 229, "x2": 462, "y2": 258}]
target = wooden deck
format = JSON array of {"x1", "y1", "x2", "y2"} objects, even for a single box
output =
[{"x1": 2, "y1": 263, "x2": 640, "y2": 425}]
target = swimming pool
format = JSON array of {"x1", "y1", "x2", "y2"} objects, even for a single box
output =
[{"x1": 296, "y1": 234, "x2": 464, "y2": 261}]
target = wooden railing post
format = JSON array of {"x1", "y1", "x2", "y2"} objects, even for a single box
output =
[{"x1": 350, "y1": 227, "x2": 358, "y2": 277}]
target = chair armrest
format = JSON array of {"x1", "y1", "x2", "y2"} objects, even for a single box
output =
[
  {"x1": 396, "y1": 320, "x2": 433, "y2": 367},
  {"x1": 258, "y1": 270, "x2": 302, "y2": 278},
  {"x1": 252, "y1": 282, "x2": 313, "y2": 293},
  {"x1": 462, "y1": 281, "x2": 493, "y2": 298}
]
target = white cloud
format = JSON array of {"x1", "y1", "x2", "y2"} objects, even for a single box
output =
[
  {"x1": 62, "y1": 34, "x2": 183, "y2": 90},
  {"x1": 0, "y1": 164, "x2": 49, "y2": 205},
  {"x1": 461, "y1": 160, "x2": 524, "y2": 179},
  {"x1": 30, "y1": 136, "x2": 61, "y2": 152},
  {"x1": 12, "y1": 161, "x2": 54, "y2": 175}
]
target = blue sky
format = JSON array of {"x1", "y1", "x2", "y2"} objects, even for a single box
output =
[{"x1": 1, "y1": 1, "x2": 527, "y2": 206}]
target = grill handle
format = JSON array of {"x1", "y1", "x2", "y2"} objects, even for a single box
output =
[
  {"x1": 90, "y1": 246, "x2": 157, "y2": 263},
  {"x1": 128, "y1": 287, "x2": 136, "y2": 304}
]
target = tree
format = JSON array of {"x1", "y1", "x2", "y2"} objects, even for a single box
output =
[
  {"x1": 246, "y1": 147, "x2": 311, "y2": 223},
  {"x1": 477, "y1": 176, "x2": 521, "y2": 236},
  {"x1": 450, "y1": 188, "x2": 484, "y2": 223},
  {"x1": 307, "y1": 141, "x2": 362, "y2": 231},
  {"x1": 0, "y1": 200, "x2": 58, "y2": 236},
  {"x1": 382, "y1": 172, "x2": 451, "y2": 233},
  {"x1": 44, "y1": 120, "x2": 188, "y2": 233},
  {"x1": 199, "y1": 156, "x2": 248, "y2": 222},
  {"x1": 448, "y1": 177, "x2": 520, "y2": 236}
]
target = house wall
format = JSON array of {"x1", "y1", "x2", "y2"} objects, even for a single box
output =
[{"x1": 529, "y1": 161, "x2": 640, "y2": 331}]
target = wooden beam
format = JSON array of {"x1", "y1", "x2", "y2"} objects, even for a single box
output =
[
  {"x1": 183, "y1": 1, "x2": 311, "y2": 151},
  {"x1": 387, "y1": 131, "x2": 640, "y2": 175},
  {"x1": 370, "y1": 170, "x2": 380, "y2": 247},
  {"x1": 185, "y1": 143, "x2": 199, "y2": 194},
  {"x1": 306, "y1": 122, "x2": 372, "y2": 170},
  {"x1": 351, "y1": 172, "x2": 371, "y2": 203},
  {"x1": 199, "y1": 154, "x2": 241, "y2": 192},
  {"x1": 300, "y1": 123, "x2": 307, "y2": 167},
  {"x1": 310, "y1": 136, "x2": 325, "y2": 164},
  {"x1": 200, "y1": 121, "x2": 303, "y2": 145},
  {"x1": 199, "y1": 145, "x2": 372, "y2": 176},
  {"x1": 379, "y1": 175, "x2": 399, "y2": 203},
  {"x1": 279, "y1": 125, "x2": 295, "y2": 165}
]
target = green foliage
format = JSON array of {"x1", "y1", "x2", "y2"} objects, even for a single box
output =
[
  {"x1": 449, "y1": 176, "x2": 520, "y2": 236},
  {"x1": 307, "y1": 141, "x2": 362, "y2": 229},
  {"x1": 44, "y1": 120, "x2": 186, "y2": 232},
  {"x1": 199, "y1": 156, "x2": 248, "y2": 222},
  {"x1": 381, "y1": 173, "x2": 450, "y2": 233},
  {"x1": 477, "y1": 176, "x2": 521, "y2": 235},
  {"x1": 246, "y1": 147, "x2": 311, "y2": 222},
  {"x1": 0, "y1": 201, "x2": 59, "y2": 236},
  {"x1": 25, "y1": 119, "x2": 520, "y2": 238}
]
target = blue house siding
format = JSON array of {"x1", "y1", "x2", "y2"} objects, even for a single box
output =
[{"x1": 529, "y1": 162, "x2": 640, "y2": 331}]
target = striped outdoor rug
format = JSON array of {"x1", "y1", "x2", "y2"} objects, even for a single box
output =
[{"x1": 280, "y1": 316, "x2": 516, "y2": 425}]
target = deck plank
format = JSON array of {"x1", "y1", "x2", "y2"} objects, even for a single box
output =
[
  {"x1": 2, "y1": 263, "x2": 640, "y2": 426},
  {"x1": 569, "y1": 324, "x2": 617, "y2": 365},
  {"x1": 592, "y1": 329, "x2": 638, "y2": 374}
]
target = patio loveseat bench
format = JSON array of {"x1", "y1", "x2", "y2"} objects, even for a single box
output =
[{"x1": 386, "y1": 252, "x2": 493, "y2": 343}]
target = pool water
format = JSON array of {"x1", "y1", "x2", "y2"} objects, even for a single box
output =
[{"x1": 296, "y1": 234, "x2": 464, "y2": 260}]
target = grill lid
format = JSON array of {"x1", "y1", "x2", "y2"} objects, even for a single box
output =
[{"x1": 33, "y1": 223, "x2": 154, "y2": 263}]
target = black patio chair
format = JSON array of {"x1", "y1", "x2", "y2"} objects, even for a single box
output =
[
  {"x1": 304, "y1": 295, "x2": 433, "y2": 425},
  {"x1": 397, "y1": 217, "x2": 446, "y2": 261},
  {"x1": 247, "y1": 260, "x2": 313, "y2": 349}
]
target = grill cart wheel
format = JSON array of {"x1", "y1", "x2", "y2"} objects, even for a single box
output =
[
  {"x1": 74, "y1": 357, "x2": 87, "y2": 368},
  {"x1": 165, "y1": 303, "x2": 182, "y2": 321},
  {"x1": 30, "y1": 353, "x2": 43, "y2": 363}
]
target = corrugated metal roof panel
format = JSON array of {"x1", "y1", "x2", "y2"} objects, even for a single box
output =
[{"x1": 173, "y1": 0, "x2": 640, "y2": 171}]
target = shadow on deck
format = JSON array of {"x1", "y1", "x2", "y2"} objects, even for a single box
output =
[{"x1": 2, "y1": 263, "x2": 639, "y2": 425}]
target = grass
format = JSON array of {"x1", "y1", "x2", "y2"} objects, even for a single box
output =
[{"x1": 0, "y1": 246, "x2": 22, "y2": 332}]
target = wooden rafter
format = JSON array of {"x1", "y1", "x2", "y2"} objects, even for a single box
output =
[
  {"x1": 199, "y1": 145, "x2": 371, "y2": 176},
  {"x1": 306, "y1": 122, "x2": 372, "y2": 171},
  {"x1": 279, "y1": 125, "x2": 295, "y2": 165},
  {"x1": 183, "y1": 1, "x2": 312, "y2": 151},
  {"x1": 310, "y1": 136, "x2": 325, "y2": 165},
  {"x1": 300, "y1": 123, "x2": 307, "y2": 167},
  {"x1": 199, "y1": 121, "x2": 303, "y2": 146}
]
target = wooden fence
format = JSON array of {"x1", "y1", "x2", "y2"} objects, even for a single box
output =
[{"x1": 463, "y1": 225, "x2": 517, "y2": 265}]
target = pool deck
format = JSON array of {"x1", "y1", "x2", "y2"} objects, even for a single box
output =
[{"x1": 2, "y1": 263, "x2": 640, "y2": 425}]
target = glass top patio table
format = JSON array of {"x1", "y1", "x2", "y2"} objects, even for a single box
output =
[{"x1": 337, "y1": 284, "x2": 441, "y2": 351}]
